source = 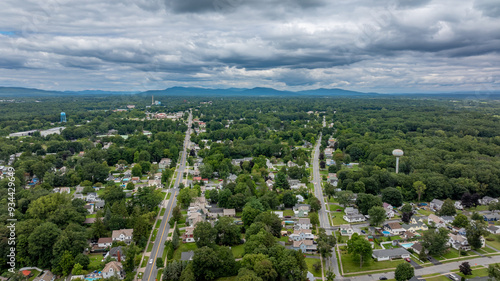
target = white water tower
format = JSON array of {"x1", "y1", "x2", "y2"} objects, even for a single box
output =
[{"x1": 392, "y1": 149, "x2": 404, "y2": 174}]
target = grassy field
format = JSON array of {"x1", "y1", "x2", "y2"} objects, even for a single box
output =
[
  {"x1": 156, "y1": 220, "x2": 161, "y2": 228},
  {"x1": 167, "y1": 192, "x2": 171, "y2": 200},
  {"x1": 305, "y1": 258, "x2": 322, "y2": 277},
  {"x1": 486, "y1": 235, "x2": 500, "y2": 250},
  {"x1": 283, "y1": 209, "x2": 295, "y2": 216},
  {"x1": 26, "y1": 269, "x2": 42, "y2": 281},
  {"x1": 172, "y1": 243, "x2": 198, "y2": 260},
  {"x1": 147, "y1": 242, "x2": 154, "y2": 252},
  {"x1": 455, "y1": 267, "x2": 489, "y2": 279},
  {"x1": 417, "y1": 208, "x2": 433, "y2": 216},
  {"x1": 160, "y1": 208, "x2": 166, "y2": 216},
  {"x1": 141, "y1": 256, "x2": 149, "y2": 267},
  {"x1": 230, "y1": 244, "x2": 245, "y2": 258},
  {"x1": 86, "y1": 213, "x2": 96, "y2": 218},
  {"x1": 330, "y1": 213, "x2": 347, "y2": 225},
  {"x1": 88, "y1": 253, "x2": 105, "y2": 271},
  {"x1": 341, "y1": 253, "x2": 405, "y2": 274}
]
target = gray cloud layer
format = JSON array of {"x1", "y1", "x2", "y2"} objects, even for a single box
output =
[{"x1": 0, "y1": 0, "x2": 499, "y2": 92}]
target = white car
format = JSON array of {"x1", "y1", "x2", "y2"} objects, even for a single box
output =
[{"x1": 149, "y1": 259, "x2": 153, "y2": 264}]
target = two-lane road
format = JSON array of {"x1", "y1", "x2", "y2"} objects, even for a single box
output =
[
  {"x1": 142, "y1": 111, "x2": 192, "y2": 281},
  {"x1": 312, "y1": 134, "x2": 341, "y2": 278}
]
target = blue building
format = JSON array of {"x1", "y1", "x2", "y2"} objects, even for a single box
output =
[{"x1": 60, "y1": 112, "x2": 67, "y2": 122}]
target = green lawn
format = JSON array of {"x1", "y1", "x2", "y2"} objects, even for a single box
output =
[
  {"x1": 486, "y1": 235, "x2": 500, "y2": 250},
  {"x1": 230, "y1": 244, "x2": 245, "y2": 258},
  {"x1": 455, "y1": 267, "x2": 489, "y2": 279},
  {"x1": 160, "y1": 208, "x2": 166, "y2": 216},
  {"x1": 86, "y1": 213, "x2": 96, "y2": 218},
  {"x1": 441, "y1": 249, "x2": 461, "y2": 259},
  {"x1": 341, "y1": 253, "x2": 405, "y2": 274},
  {"x1": 331, "y1": 214, "x2": 347, "y2": 226},
  {"x1": 173, "y1": 243, "x2": 198, "y2": 260},
  {"x1": 156, "y1": 220, "x2": 161, "y2": 228},
  {"x1": 417, "y1": 209, "x2": 433, "y2": 216},
  {"x1": 167, "y1": 192, "x2": 171, "y2": 200},
  {"x1": 141, "y1": 256, "x2": 149, "y2": 267},
  {"x1": 88, "y1": 253, "x2": 104, "y2": 271},
  {"x1": 27, "y1": 269, "x2": 42, "y2": 281},
  {"x1": 424, "y1": 275, "x2": 452, "y2": 281},
  {"x1": 283, "y1": 209, "x2": 294, "y2": 216},
  {"x1": 305, "y1": 258, "x2": 322, "y2": 277},
  {"x1": 147, "y1": 242, "x2": 154, "y2": 252}
]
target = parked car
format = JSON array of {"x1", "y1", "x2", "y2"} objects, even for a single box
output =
[
  {"x1": 448, "y1": 273, "x2": 460, "y2": 281},
  {"x1": 149, "y1": 259, "x2": 153, "y2": 264},
  {"x1": 284, "y1": 216, "x2": 292, "y2": 218},
  {"x1": 405, "y1": 258, "x2": 411, "y2": 262},
  {"x1": 336, "y1": 209, "x2": 342, "y2": 212},
  {"x1": 361, "y1": 230, "x2": 366, "y2": 234},
  {"x1": 379, "y1": 276, "x2": 387, "y2": 280}
]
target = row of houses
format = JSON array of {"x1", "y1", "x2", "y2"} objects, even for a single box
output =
[{"x1": 430, "y1": 196, "x2": 499, "y2": 212}]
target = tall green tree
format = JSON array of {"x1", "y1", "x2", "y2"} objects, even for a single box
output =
[
  {"x1": 368, "y1": 206, "x2": 386, "y2": 227},
  {"x1": 347, "y1": 233, "x2": 372, "y2": 268},
  {"x1": 394, "y1": 262, "x2": 414, "y2": 281}
]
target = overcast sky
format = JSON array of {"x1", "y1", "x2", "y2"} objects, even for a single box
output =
[{"x1": 0, "y1": 0, "x2": 499, "y2": 93}]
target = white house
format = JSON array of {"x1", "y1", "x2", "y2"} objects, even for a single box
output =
[
  {"x1": 448, "y1": 233, "x2": 485, "y2": 251},
  {"x1": 339, "y1": 224, "x2": 355, "y2": 236},
  {"x1": 480, "y1": 196, "x2": 498, "y2": 206},
  {"x1": 488, "y1": 225, "x2": 500, "y2": 234},
  {"x1": 289, "y1": 229, "x2": 314, "y2": 241},
  {"x1": 430, "y1": 199, "x2": 444, "y2": 211},
  {"x1": 102, "y1": 261, "x2": 123, "y2": 279},
  {"x1": 383, "y1": 203, "x2": 395, "y2": 218},
  {"x1": 98, "y1": 237, "x2": 113, "y2": 248},
  {"x1": 292, "y1": 240, "x2": 317, "y2": 253},
  {"x1": 384, "y1": 222, "x2": 405, "y2": 235},
  {"x1": 454, "y1": 201, "x2": 464, "y2": 210},
  {"x1": 372, "y1": 248, "x2": 410, "y2": 261},
  {"x1": 293, "y1": 204, "x2": 311, "y2": 217},
  {"x1": 427, "y1": 214, "x2": 446, "y2": 228},
  {"x1": 295, "y1": 218, "x2": 312, "y2": 230},
  {"x1": 112, "y1": 229, "x2": 133, "y2": 244},
  {"x1": 343, "y1": 214, "x2": 366, "y2": 223}
]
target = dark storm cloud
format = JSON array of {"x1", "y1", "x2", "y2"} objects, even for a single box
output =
[{"x1": 0, "y1": 0, "x2": 499, "y2": 92}]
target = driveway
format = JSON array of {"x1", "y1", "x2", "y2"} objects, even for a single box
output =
[
  {"x1": 409, "y1": 259, "x2": 423, "y2": 269},
  {"x1": 427, "y1": 256, "x2": 442, "y2": 265}
]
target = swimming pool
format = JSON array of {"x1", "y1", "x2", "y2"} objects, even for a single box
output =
[
  {"x1": 382, "y1": 231, "x2": 390, "y2": 235},
  {"x1": 85, "y1": 278, "x2": 102, "y2": 281},
  {"x1": 400, "y1": 243, "x2": 414, "y2": 248}
]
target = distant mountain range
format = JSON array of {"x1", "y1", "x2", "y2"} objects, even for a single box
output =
[{"x1": 0, "y1": 86, "x2": 498, "y2": 99}]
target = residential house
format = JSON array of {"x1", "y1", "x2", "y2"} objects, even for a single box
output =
[
  {"x1": 410, "y1": 216, "x2": 425, "y2": 224},
  {"x1": 324, "y1": 148, "x2": 334, "y2": 158},
  {"x1": 59, "y1": 187, "x2": 70, "y2": 194},
  {"x1": 112, "y1": 229, "x2": 133, "y2": 244},
  {"x1": 183, "y1": 226, "x2": 195, "y2": 243},
  {"x1": 455, "y1": 201, "x2": 464, "y2": 210},
  {"x1": 268, "y1": 172, "x2": 275, "y2": 180},
  {"x1": 402, "y1": 222, "x2": 428, "y2": 233},
  {"x1": 84, "y1": 218, "x2": 96, "y2": 224},
  {"x1": 159, "y1": 158, "x2": 171, "y2": 169},
  {"x1": 290, "y1": 182, "x2": 307, "y2": 190},
  {"x1": 98, "y1": 237, "x2": 113, "y2": 248},
  {"x1": 410, "y1": 242, "x2": 424, "y2": 254},
  {"x1": 207, "y1": 207, "x2": 224, "y2": 219},
  {"x1": 343, "y1": 214, "x2": 366, "y2": 223},
  {"x1": 273, "y1": 211, "x2": 283, "y2": 218},
  {"x1": 95, "y1": 200, "x2": 105, "y2": 210},
  {"x1": 293, "y1": 204, "x2": 311, "y2": 217},
  {"x1": 480, "y1": 196, "x2": 498, "y2": 206},
  {"x1": 344, "y1": 207, "x2": 359, "y2": 216},
  {"x1": 84, "y1": 204, "x2": 94, "y2": 214},
  {"x1": 223, "y1": 209, "x2": 236, "y2": 217},
  {"x1": 372, "y1": 248, "x2": 410, "y2": 261},
  {"x1": 266, "y1": 179, "x2": 274, "y2": 190},
  {"x1": 86, "y1": 192, "x2": 98, "y2": 202},
  {"x1": 181, "y1": 251, "x2": 195, "y2": 261},
  {"x1": 33, "y1": 270, "x2": 55, "y2": 281},
  {"x1": 296, "y1": 195, "x2": 305, "y2": 203},
  {"x1": 430, "y1": 199, "x2": 444, "y2": 211},
  {"x1": 484, "y1": 213, "x2": 500, "y2": 222},
  {"x1": 402, "y1": 231, "x2": 417, "y2": 240},
  {"x1": 448, "y1": 233, "x2": 472, "y2": 251},
  {"x1": 295, "y1": 218, "x2": 312, "y2": 230},
  {"x1": 488, "y1": 225, "x2": 500, "y2": 234},
  {"x1": 73, "y1": 193, "x2": 84, "y2": 200},
  {"x1": 292, "y1": 239, "x2": 317, "y2": 253},
  {"x1": 188, "y1": 212, "x2": 204, "y2": 226},
  {"x1": 107, "y1": 246, "x2": 126, "y2": 261},
  {"x1": 440, "y1": 216, "x2": 454, "y2": 225},
  {"x1": 327, "y1": 173, "x2": 338, "y2": 186},
  {"x1": 227, "y1": 174, "x2": 238, "y2": 182},
  {"x1": 384, "y1": 222, "x2": 405, "y2": 235},
  {"x1": 428, "y1": 214, "x2": 446, "y2": 228},
  {"x1": 339, "y1": 224, "x2": 355, "y2": 236},
  {"x1": 383, "y1": 203, "x2": 395, "y2": 218},
  {"x1": 289, "y1": 229, "x2": 314, "y2": 241},
  {"x1": 102, "y1": 261, "x2": 123, "y2": 279}
]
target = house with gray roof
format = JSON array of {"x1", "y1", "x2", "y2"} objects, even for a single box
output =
[{"x1": 372, "y1": 248, "x2": 410, "y2": 261}]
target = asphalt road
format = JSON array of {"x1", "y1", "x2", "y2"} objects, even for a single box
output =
[
  {"x1": 312, "y1": 134, "x2": 341, "y2": 278},
  {"x1": 142, "y1": 111, "x2": 192, "y2": 281},
  {"x1": 350, "y1": 255, "x2": 500, "y2": 281}
]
